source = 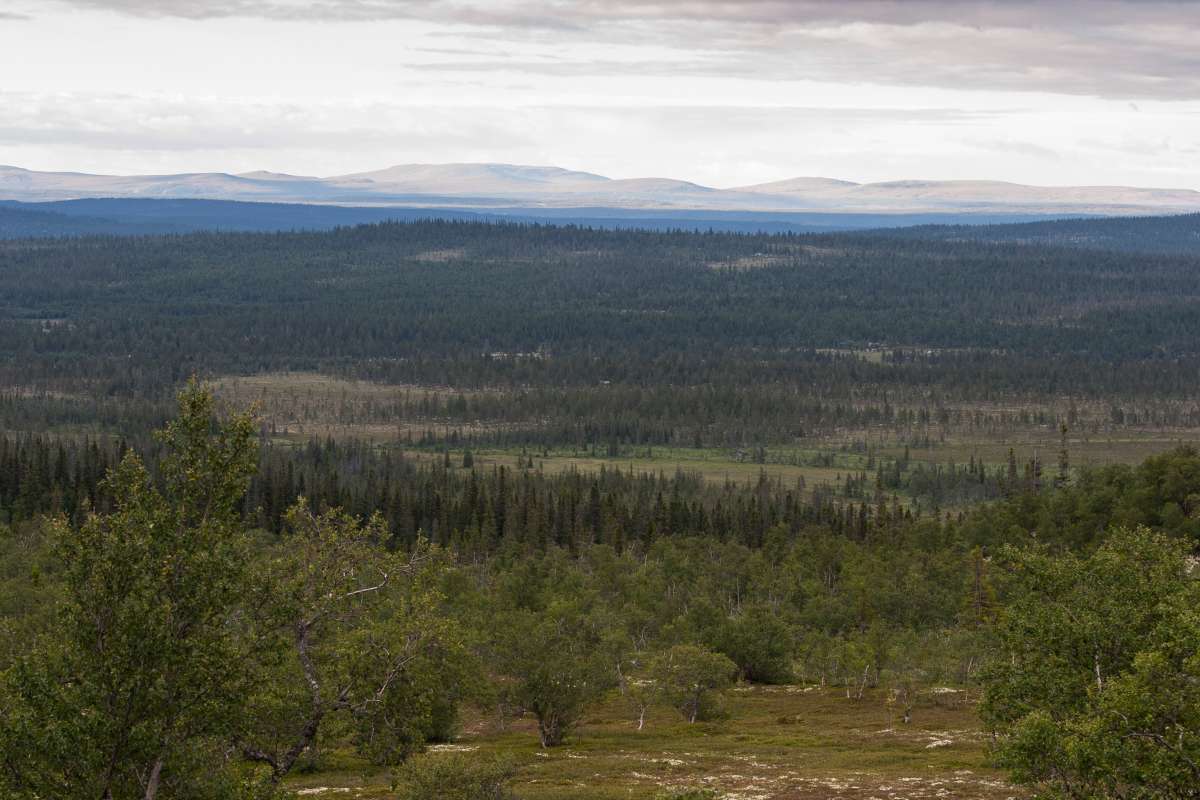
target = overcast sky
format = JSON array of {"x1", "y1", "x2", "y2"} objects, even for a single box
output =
[{"x1": 1, "y1": 0, "x2": 1198, "y2": 187}]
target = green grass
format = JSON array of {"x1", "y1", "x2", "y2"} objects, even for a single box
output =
[
  {"x1": 471, "y1": 449, "x2": 851, "y2": 493},
  {"x1": 214, "y1": 371, "x2": 1197, "y2": 486},
  {"x1": 283, "y1": 686, "x2": 1020, "y2": 799},
  {"x1": 893, "y1": 431, "x2": 1198, "y2": 470}
]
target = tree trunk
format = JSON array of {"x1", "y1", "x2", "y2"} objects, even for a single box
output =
[
  {"x1": 854, "y1": 665, "x2": 870, "y2": 701},
  {"x1": 143, "y1": 758, "x2": 164, "y2": 800},
  {"x1": 244, "y1": 621, "x2": 329, "y2": 784},
  {"x1": 538, "y1": 713, "x2": 563, "y2": 747},
  {"x1": 273, "y1": 711, "x2": 325, "y2": 782}
]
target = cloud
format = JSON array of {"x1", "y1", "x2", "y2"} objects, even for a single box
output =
[
  {"x1": 0, "y1": 91, "x2": 533, "y2": 154},
  {"x1": 0, "y1": 91, "x2": 985, "y2": 153},
  {"x1": 38, "y1": 0, "x2": 1200, "y2": 27},
  {"x1": 37, "y1": 0, "x2": 1200, "y2": 100}
]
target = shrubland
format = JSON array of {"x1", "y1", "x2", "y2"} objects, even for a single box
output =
[{"x1": 0, "y1": 385, "x2": 1197, "y2": 798}]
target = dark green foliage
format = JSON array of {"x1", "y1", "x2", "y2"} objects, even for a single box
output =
[
  {"x1": 237, "y1": 506, "x2": 465, "y2": 782},
  {"x1": 709, "y1": 605, "x2": 796, "y2": 684},
  {"x1": 3, "y1": 219, "x2": 1200, "y2": 448},
  {"x1": 650, "y1": 644, "x2": 738, "y2": 722},
  {"x1": 0, "y1": 522, "x2": 57, "y2": 670},
  {"x1": 2, "y1": 211, "x2": 1200, "y2": 785},
  {"x1": 980, "y1": 527, "x2": 1200, "y2": 798},
  {"x1": 0, "y1": 392, "x2": 1198, "y2": 781},
  {"x1": 24, "y1": 430, "x2": 1197, "y2": 566},
  {"x1": 492, "y1": 601, "x2": 619, "y2": 747},
  {"x1": 0, "y1": 390, "x2": 476, "y2": 796},
  {"x1": 880, "y1": 212, "x2": 1200, "y2": 255},
  {"x1": 393, "y1": 752, "x2": 518, "y2": 800},
  {"x1": 352, "y1": 641, "x2": 479, "y2": 765},
  {"x1": 959, "y1": 445, "x2": 1200, "y2": 550},
  {"x1": 0, "y1": 382, "x2": 259, "y2": 800}
]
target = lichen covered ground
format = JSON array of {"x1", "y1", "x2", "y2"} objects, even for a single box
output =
[{"x1": 285, "y1": 686, "x2": 1022, "y2": 799}]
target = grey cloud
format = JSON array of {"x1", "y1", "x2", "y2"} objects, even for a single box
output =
[
  {"x1": 44, "y1": 1, "x2": 1200, "y2": 30},
  {"x1": 24, "y1": 1, "x2": 1178, "y2": 23},
  {"x1": 562, "y1": 104, "x2": 998, "y2": 125},
  {"x1": 45, "y1": 0, "x2": 579, "y2": 25},
  {"x1": 405, "y1": 30, "x2": 1200, "y2": 101},
  {"x1": 31, "y1": 0, "x2": 1200, "y2": 99}
]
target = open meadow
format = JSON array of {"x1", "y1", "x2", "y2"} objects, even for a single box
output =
[
  {"x1": 213, "y1": 371, "x2": 1200, "y2": 501},
  {"x1": 285, "y1": 687, "x2": 1018, "y2": 800}
]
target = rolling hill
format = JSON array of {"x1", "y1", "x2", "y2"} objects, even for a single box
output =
[{"x1": 3, "y1": 163, "x2": 1198, "y2": 216}]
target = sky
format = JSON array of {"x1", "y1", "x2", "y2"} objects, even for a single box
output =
[{"x1": 1, "y1": 0, "x2": 1198, "y2": 188}]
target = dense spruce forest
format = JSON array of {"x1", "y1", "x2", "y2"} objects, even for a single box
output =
[
  {"x1": 0, "y1": 198, "x2": 1060, "y2": 239},
  {"x1": 5, "y1": 220, "x2": 1200, "y2": 377},
  {"x1": 881, "y1": 212, "x2": 1200, "y2": 255},
  {"x1": 2, "y1": 214, "x2": 1200, "y2": 799},
  {"x1": 2, "y1": 217, "x2": 1200, "y2": 448}
]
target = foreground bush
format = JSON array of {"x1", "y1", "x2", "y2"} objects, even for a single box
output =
[
  {"x1": 393, "y1": 752, "x2": 517, "y2": 800},
  {"x1": 493, "y1": 602, "x2": 617, "y2": 747},
  {"x1": 651, "y1": 645, "x2": 737, "y2": 723},
  {"x1": 710, "y1": 605, "x2": 795, "y2": 684},
  {"x1": 981, "y1": 527, "x2": 1200, "y2": 799}
]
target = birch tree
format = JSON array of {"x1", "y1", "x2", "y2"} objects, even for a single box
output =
[
  {"x1": 0, "y1": 382, "x2": 257, "y2": 800},
  {"x1": 238, "y1": 504, "x2": 460, "y2": 783},
  {"x1": 981, "y1": 527, "x2": 1200, "y2": 799}
]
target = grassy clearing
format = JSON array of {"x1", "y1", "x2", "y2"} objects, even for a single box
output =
[
  {"x1": 897, "y1": 430, "x2": 1198, "y2": 469},
  {"x1": 212, "y1": 372, "x2": 507, "y2": 441},
  {"x1": 213, "y1": 371, "x2": 490, "y2": 407},
  {"x1": 473, "y1": 450, "x2": 848, "y2": 492},
  {"x1": 814, "y1": 348, "x2": 887, "y2": 365},
  {"x1": 283, "y1": 686, "x2": 1018, "y2": 799},
  {"x1": 418, "y1": 431, "x2": 1197, "y2": 498},
  {"x1": 212, "y1": 371, "x2": 1198, "y2": 491}
]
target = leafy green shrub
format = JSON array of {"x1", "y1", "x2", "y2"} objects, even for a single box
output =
[
  {"x1": 393, "y1": 752, "x2": 518, "y2": 800},
  {"x1": 980, "y1": 527, "x2": 1200, "y2": 799},
  {"x1": 710, "y1": 605, "x2": 794, "y2": 684},
  {"x1": 493, "y1": 603, "x2": 618, "y2": 746},
  {"x1": 650, "y1": 645, "x2": 737, "y2": 723},
  {"x1": 353, "y1": 642, "x2": 477, "y2": 765}
]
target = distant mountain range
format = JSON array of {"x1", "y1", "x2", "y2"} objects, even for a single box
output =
[{"x1": 2, "y1": 163, "x2": 1199, "y2": 216}]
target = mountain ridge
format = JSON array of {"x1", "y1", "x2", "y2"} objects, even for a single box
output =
[{"x1": 2, "y1": 163, "x2": 1198, "y2": 215}]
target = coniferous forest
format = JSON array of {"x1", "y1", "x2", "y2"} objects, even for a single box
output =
[{"x1": 2, "y1": 215, "x2": 1200, "y2": 800}]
